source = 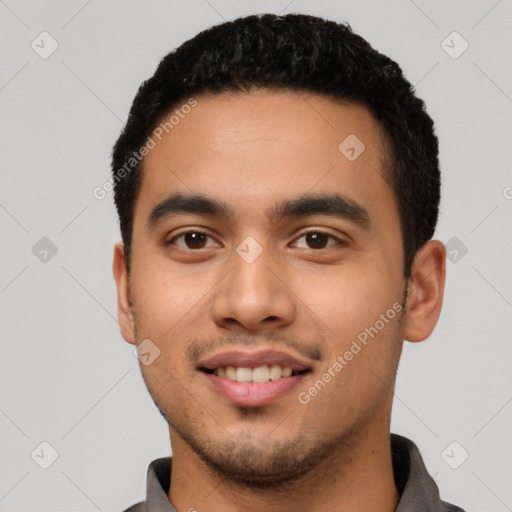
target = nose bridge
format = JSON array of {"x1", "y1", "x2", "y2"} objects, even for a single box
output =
[
  {"x1": 233, "y1": 245, "x2": 274, "y2": 301},
  {"x1": 211, "y1": 239, "x2": 295, "y2": 329}
]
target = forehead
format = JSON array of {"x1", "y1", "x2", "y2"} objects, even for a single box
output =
[{"x1": 135, "y1": 89, "x2": 395, "y2": 227}]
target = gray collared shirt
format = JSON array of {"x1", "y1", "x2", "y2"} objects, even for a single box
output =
[{"x1": 122, "y1": 433, "x2": 466, "y2": 512}]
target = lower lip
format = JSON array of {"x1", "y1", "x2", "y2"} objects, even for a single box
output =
[{"x1": 202, "y1": 372, "x2": 309, "y2": 407}]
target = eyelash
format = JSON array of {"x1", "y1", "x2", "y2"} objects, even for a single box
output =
[{"x1": 165, "y1": 229, "x2": 346, "y2": 251}]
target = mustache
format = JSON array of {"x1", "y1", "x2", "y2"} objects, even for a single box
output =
[{"x1": 186, "y1": 329, "x2": 324, "y2": 365}]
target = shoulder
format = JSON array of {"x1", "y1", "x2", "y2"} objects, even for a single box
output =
[
  {"x1": 121, "y1": 501, "x2": 146, "y2": 512},
  {"x1": 441, "y1": 500, "x2": 467, "y2": 512}
]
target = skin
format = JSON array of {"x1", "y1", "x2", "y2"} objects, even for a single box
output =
[{"x1": 113, "y1": 89, "x2": 446, "y2": 512}]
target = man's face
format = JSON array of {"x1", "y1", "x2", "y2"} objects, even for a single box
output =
[{"x1": 117, "y1": 90, "x2": 409, "y2": 485}]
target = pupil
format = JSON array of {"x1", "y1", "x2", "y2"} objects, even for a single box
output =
[
  {"x1": 185, "y1": 233, "x2": 206, "y2": 248},
  {"x1": 307, "y1": 232, "x2": 327, "y2": 249}
]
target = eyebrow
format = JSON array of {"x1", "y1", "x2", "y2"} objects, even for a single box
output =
[{"x1": 147, "y1": 192, "x2": 371, "y2": 230}]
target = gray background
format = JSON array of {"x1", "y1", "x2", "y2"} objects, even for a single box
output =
[{"x1": 1, "y1": 0, "x2": 511, "y2": 510}]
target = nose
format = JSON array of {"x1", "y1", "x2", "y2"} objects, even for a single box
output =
[{"x1": 210, "y1": 244, "x2": 296, "y2": 332}]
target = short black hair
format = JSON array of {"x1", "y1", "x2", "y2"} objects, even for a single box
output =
[{"x1": 112, "y1": 13, "x2": 440, "y2": 278}]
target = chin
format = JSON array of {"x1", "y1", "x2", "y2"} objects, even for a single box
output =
[{"x1": 172, "y1": 415, "x2": 348, "y2": 490}]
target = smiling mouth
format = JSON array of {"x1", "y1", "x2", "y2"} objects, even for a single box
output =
[
  {"x1": 197, "y1": 348, "x2": 315, "y2": 406},
  {"x1": 200, "y1": 364, "x2": 311, "y2": 383}
]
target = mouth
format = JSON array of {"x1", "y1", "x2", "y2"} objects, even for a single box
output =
[
  {"x1": 201, "y1": 364, "x2": 310, "y2": 382},
  {"x1": 197, "y1": 349, "x2": 313, "y2": 407}
]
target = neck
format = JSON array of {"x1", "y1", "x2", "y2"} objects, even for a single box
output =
[{"x1": 167, "y1": 423, "x2": 399, "y2": 512}]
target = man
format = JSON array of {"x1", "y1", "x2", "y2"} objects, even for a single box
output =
[{"x1": 112, "y1": 12, "x2": 465, "y2": 512}]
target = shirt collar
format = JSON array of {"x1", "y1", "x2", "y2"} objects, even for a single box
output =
[{"x1": 391, "y1": 433, "x2": 462, "y2": 511}]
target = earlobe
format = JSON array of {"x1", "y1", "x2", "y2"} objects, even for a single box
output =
[
  {"x1": 112, "y1": 240, "x2": 136, "y2": 345},
  {"x1": 403, "y1": 240, "x2": 446, "y2": 343}
]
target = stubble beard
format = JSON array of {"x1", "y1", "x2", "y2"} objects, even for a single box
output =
[{"x1": 164, "y1": 406, "x2": 354, "y2": 491}]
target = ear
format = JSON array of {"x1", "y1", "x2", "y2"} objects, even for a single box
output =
[
  {"x1": 112, "y1": 240, "x2": 136, "y2": 345},
  {"x1": 403, "y1": 240, "x2": 446, "y2": 343}
]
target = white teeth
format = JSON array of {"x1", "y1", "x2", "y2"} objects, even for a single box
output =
[
  {"x1": 225, "y1": 366, "x2": 237, "y2": 380},
  {"x1": 236, "y1": 367, "x2": 252, "y2": 382},
  {"x1": 215, "y1": 364, "x2": 296, "y2": 382},
  {"x1": 252, "y1": 365, "x2": 270, "y2": 383},
  {"x1": 269, "y1": 364, "x2": 282, "y2": 381},
  {"x1": 281, "y1": 367, "x2": 292, "y2": 377}
]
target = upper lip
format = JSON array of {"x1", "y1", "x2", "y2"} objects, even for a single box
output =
[{"x1": 197, "y1": 349, "x2": 313, "y2": 372}]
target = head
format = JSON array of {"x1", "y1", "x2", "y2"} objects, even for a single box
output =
[{"x1": 112, "y1": 13, "x2": 445, "y2": 488}]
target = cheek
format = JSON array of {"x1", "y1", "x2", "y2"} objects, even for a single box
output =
[
  {"x1": 300, "y1": 259, "x2": 404, "y2": 393},
  {"x1": 296, "y1": 306, "x2": 402, "y2": 432},
  {"x1": 130, "y1": 251, "x2": 212, "y2": 338},
  {"x1": 298, "y1": 261, "x2": 400, "y2": 340}
]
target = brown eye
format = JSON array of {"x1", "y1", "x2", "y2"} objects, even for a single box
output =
[
  {"x1": 183, "y1": 232, "x2": 207, "y2": 249},
  {"x1": 305, "y1": 232, "x2": 329, "y2": 249},
  {"x1": 167, "y1": 231, "x2": 217, "y2": 250},
  {"x1": 292, "y1": 230, "x2": 344, "y2": 250}
]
